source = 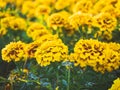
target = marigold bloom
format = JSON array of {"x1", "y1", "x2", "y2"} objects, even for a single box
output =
[
  {"x1": 36, "y1": 34, "x2": 59, "y2": 43},
  {"x1": 21, "y1": 1, "x2": 37, "y2": 18},
  {"x1": 9, "y1": 17, "x2": 26, "y2": 31},
  {"x1": 47, "y1": 13, "x2": 68, "y2": 28},
  {"x1": 109, "y1": 78, "x2": 120, "y2": 90},
  {"x1": 27, "y1": 23, "x2": 46, "y2": 38},
  {"x1": 109, "y1": 42, "x2": 120, "y2": 53},
  {"x1": 2, "y1": 41, "x2": 27, "y2": 62},
  {"x1": 101, "y1": 4, "x2": 116, "y2": 17},
  {"x1": 35, "y1": 0, "x2": 56, "y2": 6},
  {"x1": 1, "y1": 16, "x2": 26, "y2": 31},
  {"x1": 94, "y1": 13, "x2": 117, "y2": 32},
  {"x1": 91, "y1": 0, "x2": 107, "y2": 15},
  {"x1": 115, "y1": 1, "x2": 120, "y2": 18},
  {"x1": 73, "y1": 0, "x2": 93, "y2": 13},
  {"x1": 35, "y1": 40, "x2": 68, "y2": 67},
  {"x1": 0, "y1": 0, "x2": 6, "y2": 8},
  {"x1": 1, "y1": 16, "x2": 15, "y2": 29},
  {"x1": 70, "y1": 39, "x2": 120, "y2": 73},
  {"x1": 0, "y1": 12, "x2": 10, "y2": 19},
  {"x1": 25, "y1": 42, "x2": 40, "y2": 59},
  {"x1": 26, "y1": 34, "x2": 59, "y2": 58},
  {"x1": 2, "y1": 0, "x2": 14, "y2": 4},
  {"x1": 35, "y1": 5, "x2": 51, "y2": 16},
  {"x1": 69, "y1": 12, "x2": 94, "y2": 29},
  {"x1": 55, "y1": 0, "x2": 72, "y2": 10},
  {"x1": 0, "y1": 12, "x2": 11, "y2": 19},
  {"x1": 32, "y1": 29, "x2": 50, "y2": 40}
]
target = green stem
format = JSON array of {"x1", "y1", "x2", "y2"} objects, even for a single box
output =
[
  {"x1": 10, "y1": 82, "x2": 13, "y2": 90},
  {"x1": 67, "y1": 68, "x2": 70, "y2": 90},
  {"x1": 23, "y1": 59, "x2": 28, "y2": 69},
  {"x1": 57, "y1": 69, "x2": 59, "y2": 85}
]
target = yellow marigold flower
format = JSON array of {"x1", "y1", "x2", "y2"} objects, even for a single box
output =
[
  {"x1": 25, "y1": 42, "x2": 40, "y2": 59},
  {"x1": 21, "y1": 1, "x2": 37, "y2": 18},
  {"x1": 94, "y1": 13, "x2": 117, "y2": 32},
  {"x1": 35, "y1": 0, "x2": 56, "y2": 6},
  {"x1": 0, "y1": 0, "x2": 6, "y2": 8},
  {"x1": 73, "y1": 0, "x2": 93, "y2": 13},
  {"x1": 26, "y1": 34, "x2": 59, "y2": 58},
  {"x1": 105, "y1": 0, "x2": 118, "y2": 5},
  {"x1": 69, "y1": 12, "x2": 94, "y2": 29},
  {"x1": 109, "y1": 42, "x2": 120, "y2": 53},
  {"x1": 35, "y1": 5, "x2": 51, "y2": 16},
  {"x1": 0, "y1": 12, "x2": 11, "y2": 19},
  {"x1": 47, "y1": 12, "x2": 68, "y2": 28},
  {"x1": 59, "y1": 10, "x2": 71, "y2": 19},
  {"x1": 0, "y1": 27, "x2": 7, "y2": 37},
  {"x1": 35, "y1": 40, "x2": 68, "y2": 67},
  {"x1": 91, "y1": 0, "x2": 107, "y2": 15},
  {"x1": 103, "y1": 48, "x2": 120, "y2": 72},
  {"x1": 109, "y1": 78, "x2": 120, "y2": 90},
  {"x1": 101, "y1": 4, "x2": 116, "y2": 17},
  {"x1": 70, "y1": 39, "x2": 120, "y2": 73},
  {"x1": 27, "y1": 23, "x2": 46, "y2": 38},
  {"x1": 1, "y1": 16, "x2": 26, "y2": 31},
  {"x1": 14, "y1": 0, "x2": 24, "y2": 8},
  {"x1": 35, "y1": 34, "x2": 59, "y2": 44},
  {"x1": 1, "y1": 16, "x2": 15, "y2": 29},
  {"x1": 55, "y1": 0, "x2": 72, "y2": 10},
  {"x1": 48, "y1": 10, "x2": 75, "y2": 35},
  {"x1": 115, "y1": 1, "x2": 120, "y2": 18},
  {"x1": 9, "y1": 17, "x2": 26, "y2": 31},
  {"x1": 2, "y1": 41, "x2": 27, "y2": 62},
  {"x1": 70, "y1": 39, "x2": 105, "y2": 68},
  {"x1": 31, "y1": 29, "x2": 50, "y2": 40},
  {"x1": 3, "y1": 0, "x2": 14, "y2": 4}
]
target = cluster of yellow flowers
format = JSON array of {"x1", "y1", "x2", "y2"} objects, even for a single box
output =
[
  {"x1": 1, "y1": 16, "x2": 26, "y2": 31},
  {"x1": 0, "y1": 0, "x2": 120, "y2": 71},
  {"x1": 1, "y1": 1, "x2": 120, "y2": 90},
  {"x1": 109, "y1": 78, "x2": 120, "y2": 90},
  {"x1": 70, "y1": 39, "x2": 120, "y2": 73},
  {"x1": 0, "y1": 0, "x2": 120, "y2": 39},
  {"x1": 25, "y1": 34, "x2": 59, "y2": 58},
  {"x1": 1, "y1": 33, "x2": 68, "y2": 67}
]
